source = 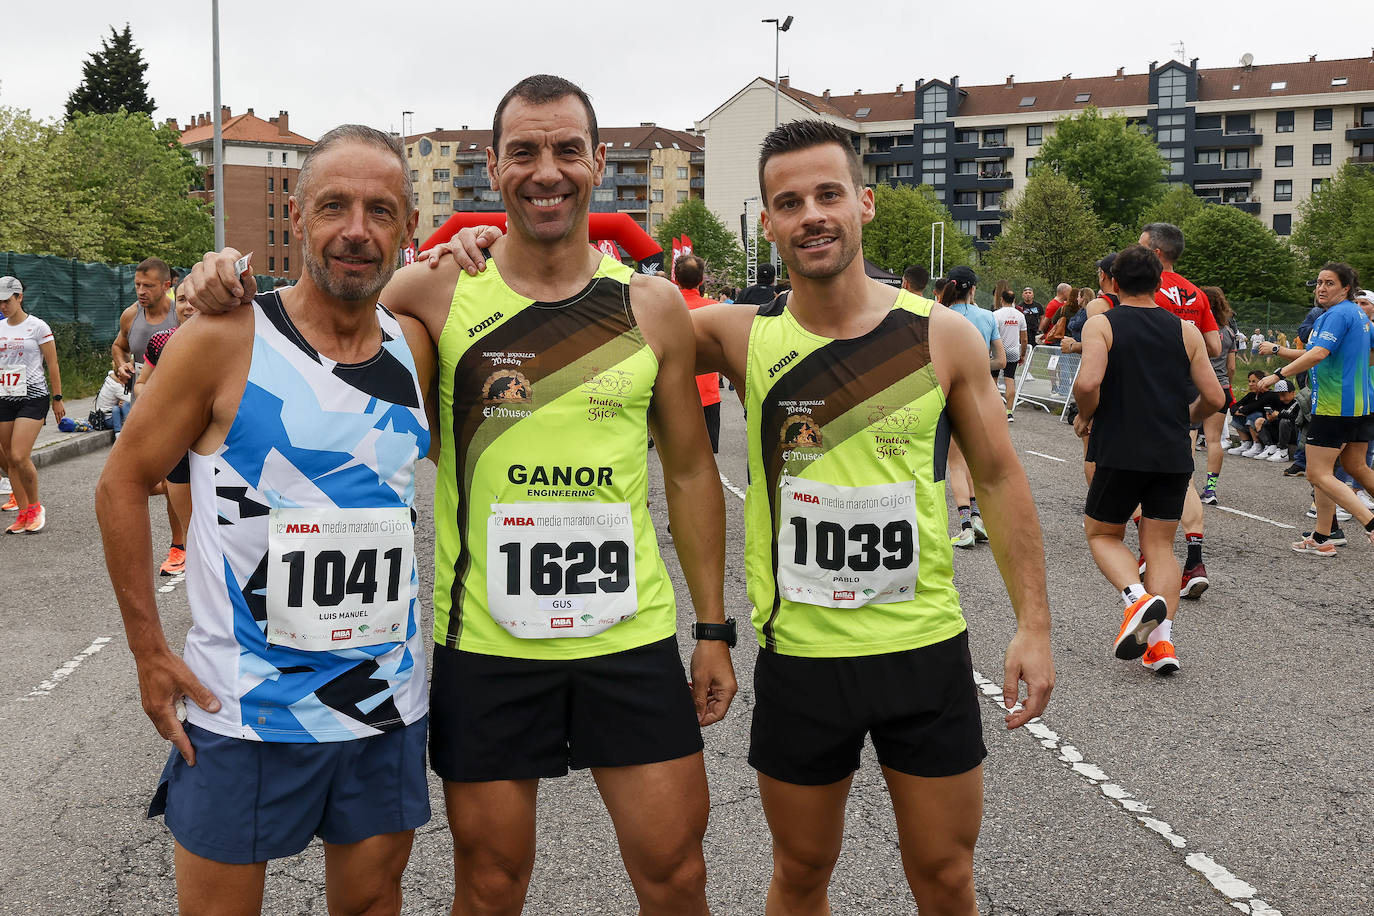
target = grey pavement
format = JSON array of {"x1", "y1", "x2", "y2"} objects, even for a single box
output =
[
  {"x1": 0, "y1": 395, "x2": 1369, "y2": 914},
  {"x1": 29, "y1": 394, "x2": 113, "y2": 469}
]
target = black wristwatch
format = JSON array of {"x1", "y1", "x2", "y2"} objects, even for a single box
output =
[
  {"x1": 50, "y1": 393, "x2": 63, "y2": 402},
  {"x1": 1274, "y1": 366, "x2": 1285, "y2": 380},
  {"x1": 693, "y1": 618, "x2": 737, "y2": 648}
]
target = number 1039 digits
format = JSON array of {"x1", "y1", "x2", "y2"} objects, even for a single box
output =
[{"x1": 787, "y1": 517, "x2": 914, "y2": 572}]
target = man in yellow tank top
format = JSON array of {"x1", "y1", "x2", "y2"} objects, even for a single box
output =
[{"x1": 691, "y1": 121, "x2": 1055, "y2": 915}]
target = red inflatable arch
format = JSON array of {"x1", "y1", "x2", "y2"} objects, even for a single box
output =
[{"x1": 422, "y1": 212, "x2": 665, "y2": 272}]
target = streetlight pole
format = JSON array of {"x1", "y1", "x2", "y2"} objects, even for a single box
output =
[
  {"x1": 401, "y1": 110, "x2": 413, "y2": 140},
  {"x1": 762, "y1": 15, "x2": 792, "y2": 272},
  {"x1": 211, "y1": 0, "x2": 224, "y2": 250}
]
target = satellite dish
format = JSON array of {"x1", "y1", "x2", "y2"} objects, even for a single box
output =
[{"x1": 1240, "y1": 52, "x2": 1254, "y2": 67}]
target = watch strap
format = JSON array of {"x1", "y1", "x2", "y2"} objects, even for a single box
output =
[{"x1": 692, "y1": 619, "x2": 737, "y2": 648}]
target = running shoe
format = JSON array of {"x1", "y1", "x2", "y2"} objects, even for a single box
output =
[
  {"x1": 1337, "y1": 506, "x2": 1352, "y2": 522},
  {"x1": 1180, "y1": 562, "x2": 1209, "y2": 600},
  {"x1": 1305, "y1": 503, "x2": 1318, "y2": 519},
  {"x1": 1291, "y1": 535, "x2": 1338, "y2": 557},
  {"x1": 0, "y1": 476, "x2": 9, "y2": 494},
  {"x1": 1137, "y1": 554, "x2": 1147, "y2": 576},
  {"x1": 6, "y1": 506, "x2": 30, "y2": 534},
  {"x1": 22, "y1": 504, "x2": 44, "y2": 533},
  {"x1": 951, "y1": 528, "x2": 976, "y2": 549},
  {"x1": 1114, "y1": 594, "x2": 1167, "y2": 660},
  {"x1": 1194, "y1": 435, "x2": 1207, "y2": 451},
  {"x1": 1142, "y1": 640, "x2": 1181, "y2": 674},
  {"x1": 1256, "y1": 445, "x2": 1279, "y2": 460},
  {"x1": 1200, "y1": 486, "x2": 1218, "y2": 506},
  {"x1": 1242, "y1": 443, "x2": 1265, "y2": 458},
  {"x1": 1301, "y1": 528, "x2": 1346, "y2": 546},
  {"x1": 1006, "y1": 411, "x2": 1014, "y2": 423},
  {"x1": 1, "y1": 494, "x2": 16, "y2": 511},
  {"x1": 971, "y1": 514, "x2": 989, "y2": 541},
  {"x1": 1282, "y1": 464, "x2": 1305, "y2": 477},
  {"x1": 1226, "y1": 444, "x2": 1249, "y2": 456},
  {"x1": 159, "y1": 546, "x2": 186, "y2": 576},
  {"x1": 1359, "y1": 490, "x2": 1374, "y2": 511},
  {"x1": 1266, "y1": 448, "x2": 1290, "y2": 462}
]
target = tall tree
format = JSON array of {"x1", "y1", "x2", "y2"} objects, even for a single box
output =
[
  {"x1": 1036, "y1": 106, "x2": 1168, "y2": 244},
  {"x1": 1176, "y1": 204, "x2": 1303, "y2": 303},
  {"x1": 861, "y1": 182, "x2": 974, "y2": 276},
  {"x1": 983, "y1": 169, "x2": 1105, "y2": 290},
  {"x1": 1138, "y1": 184, "x2": 1208, "y2": 235},
  {"x1": 654, "y1": 198, "x2": 748, "y2": 288},
  {"x1": 1291, "y1": 163, "x2": 1374, "y2": 281},
  {"x1": 0, "y1": 104, "x2": 100, "y2": 258},
  {"x1": 65, "y1": 24, "x2": 155, "y2": 119}
]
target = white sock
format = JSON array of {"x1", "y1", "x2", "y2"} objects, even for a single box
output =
[
  {"x1": 1122, "y1": 583, "x2": 1147, "y2": 606},
  {"x1": 1149, "y1": 618, "x2": 1173, "y2": 646}
]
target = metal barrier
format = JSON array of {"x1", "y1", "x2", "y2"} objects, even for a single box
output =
[{"x1": 1010, "y1": 345, "x2": 1081, "y2": 421}]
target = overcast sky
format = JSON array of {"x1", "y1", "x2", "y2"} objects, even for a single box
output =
[{"x1": 5, "y1": 1, "x2": 1373, "y2": 140}]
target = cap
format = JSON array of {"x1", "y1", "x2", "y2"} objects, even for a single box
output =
[
  {"x1": 757, "y1": 263, "x2": 776, "y2": 284},
  {"x1": 0, "y1": 276, "x2": 22, "y2": 298},
  {"x1": 1356, "y1": 289, "x2": 1374, "y2": 303},
  {"x1": 1273, "y1": 380, "x2": 1293, "y2": 393},
  {"x1": 1023, "y1": 286, "x2": 1034, "y2": 292},
  {"x1": 1096, "y1": 253, "x2": 1117, "y2": 277},
  {"x1": 946, "y1": 265, "x2": 978, "y2": 290}
]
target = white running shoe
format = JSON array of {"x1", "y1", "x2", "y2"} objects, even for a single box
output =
[
  {"x1": 1226, "y1": 444, "x2": 1249, "y2": 455},
  {"x1": 1256, "y1": 445, "x2": 1278, "y2": 460},
  {"x1": 1242, "y1": 443, "x2": 1265, "y2": 458},
  {"x1": 0, "y1": 477, "x2": 9, "y2": 495},
  {"x1": 1266, "y1": 448, "x2": 1290, "y2": 462},
  {"x1": 1358, "y1": 490, "x2": 1374, "y2": 511},
  {"x1": 1337, "y1": 506, "x2": 1352, "y2": 522}
]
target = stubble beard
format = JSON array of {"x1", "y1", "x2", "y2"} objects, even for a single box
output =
[{"x1": 302, "y1": 227, "x2": 395, "y2": 303}]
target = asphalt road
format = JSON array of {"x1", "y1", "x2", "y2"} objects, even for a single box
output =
[{"x1": 0, "y1": 395, "x2": 1369, "y2": 915}]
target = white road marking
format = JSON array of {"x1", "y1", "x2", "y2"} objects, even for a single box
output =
[
  {"x1": 1212, "y1": 505, "x2": 1296, "y2": 530},
  {"x1": 157, "y1": 572, "x2": 187, "y2": 594},
  {"x1": 971, "y1": 670, "x2": 1282, "y2": 914},
  {"x1": 719, "y1": 472, "x2": 747, "y2": 502},
  {"x1": 22, "y1": 637, "x2": 114, "y2": 700},
  {"x1": 1024, "y1": 450, "x2": 1066, "y2": 462}
]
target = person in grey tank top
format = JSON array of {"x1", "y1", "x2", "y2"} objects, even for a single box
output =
[{"x1": 111, "y1": 257, "x2": 178, "y2": 387}]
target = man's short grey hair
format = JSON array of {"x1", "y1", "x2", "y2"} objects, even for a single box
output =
[
  {"x1": 295, "y1": 124, "x2": 413, "y2": 214},
  {"x1": 1141, "y1": 222, "x2": 1185, "y2": 263},
  {"x1": 1056, "y1": 282, "x2": 1071, "y2": 295}
]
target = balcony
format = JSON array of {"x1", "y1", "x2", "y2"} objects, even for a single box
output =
[
  {"x1": 948, "y1": 172, "x2": 981, "y2": 190},
  {"x1": 1346, "y1": 122, "x2": 1374, "y2": 142},
  {"x1": 1192, "y1": 127, "x2": 1264, "y2": 148},
  {"x1": 1190, "y1": 163, "x2": 1262, "y2": 182},
  {"x1": 976, "y1": 173, "x2": 1014, "y2": 190},
  {"x1": 609, "y1": 172, "x2": 648, "y2": 187},
  {"x1": 454, "y1": 199, "x2": 505, "y2": 212},
  {"x1": 690, "y1": 177, "x2": 704, "y2": 189},
  {"x1": 615, "y1": 197, "x2": 648, "y2": 211},
  {"x1": 689, "y1": 151, "x2": 704, "y2": 164},
  {"x1": 452, "y1": 172, "x2": 488, "y2": 188},
  {"x1": 975, "y1": 208, "x2": 1006, "y2": 220},
  {"x1": 1225, "y1": 200, "x2": 1262, "y2": 214},
  {"x1": 1348, "y1": 154, "x2": 1374, "y2": 165}
]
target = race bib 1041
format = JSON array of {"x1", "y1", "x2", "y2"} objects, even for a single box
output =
[
  {"x1": 775, "y1": 476, "x2": 918, "y2": 609},
  {"x1": 265, "y1": 507, "x2": 414, "y2": 651},
  {"x1": 487, "y1": 502, "x2": 638, "y2": 638}
]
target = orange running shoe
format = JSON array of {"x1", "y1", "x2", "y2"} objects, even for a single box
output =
[
  {"x1": 22, "y1": 504, "x2": 44, "y2": 533},
  {"x1": 1113, "y1": 594, "x2": 1166, "y2": 660},
  {"x1": 1, "y1": 494, "x2": 17, "y2": 511},
  {"x1": 160, "y1": 546, "x2": 186, "y2": 576},
  {"x1": 1142, "y1": 640, "x2": 1181, "y2": 674},
  {"x1": 6, "y1": 506, "x2": 32, "y2": 534}
]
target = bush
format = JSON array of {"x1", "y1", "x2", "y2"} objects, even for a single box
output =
[{"x1": 51, "y1": 321, "x2": 111, "y2": 399}]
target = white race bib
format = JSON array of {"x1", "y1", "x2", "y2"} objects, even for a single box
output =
[
  {"x1": 775, "y1": 477, "x2": 918, "y2": 608},
  {"x1": 487, "y1": 502, "x2": 638, "y2": 638},
  {"x1": 265, "y1": 507, "x2": 414, "y2": 650},
  {"x1": 0, "y1": 365, "x2": 27, "y2": 398}
]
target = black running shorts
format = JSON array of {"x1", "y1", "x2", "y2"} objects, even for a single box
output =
[
  {"x1": 748, "y1": 630, "x2": 986, "y2": 786},
  {"x1": 993, "y1": 357, "x2": 1020, "y2": 380},
  {"x1": 0, "y1": 397, "x2": 49, "y2": 423},
  {"x1": 429, "y1": 636, "x2": 703, "y2": 782},
  {"x1": 1306, "y1": 414, "x2": 1374, "y2": 450},
  {"x1": 166, "y1": 452, "x2": 191, "y2": 484},
  {"x1": 1085, "y1": 466, "x2": 1192, "y2": 524}
]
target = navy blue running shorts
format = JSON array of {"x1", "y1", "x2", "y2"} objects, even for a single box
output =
[{"x1": 148, "y1": 717, "x2": 430, "y2": 864}]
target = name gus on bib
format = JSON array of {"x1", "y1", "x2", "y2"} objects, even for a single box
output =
[{"x1": 265, "y1": 507, "x2": 415, "y2": 650}]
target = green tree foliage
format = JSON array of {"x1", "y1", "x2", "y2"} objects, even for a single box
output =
[
  {"x1": 1036, "y1": 106, "x2": 1168, "y2": 243},
  {"x1": 65, "y1": 24, "x2": 155, "y2": 118},
  {"x1": 1138, "y1": 185, "x2": 1208, "y2": 235},
  {"x1": 1291, "y1": 164, "x2": 1374, "y2": 281},
  {"x1": 861, "y1": 183, "x2": 974, "y2": 276},
  {"x1": 55, "y1": 111, "x2": 213, "y2": 265},
  {"x1": 0, "y1": 105, "x2": 99, "y2": 258},
  {"x1": 983, "y1": 169, "x2": 1105, "y2": 290},
  {"x1": 654, "y1": 198, "x2": 747, "y2": 287},
  {"x1": 1175, "y1": 204, "x2": 1303, "y2": 303}
]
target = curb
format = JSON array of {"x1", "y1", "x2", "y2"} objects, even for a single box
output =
[{"x1": 32, "y1": 430, "x2": 115, "y2": 469}]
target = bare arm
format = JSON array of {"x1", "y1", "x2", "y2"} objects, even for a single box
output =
[
  {"x1": 1202, "y1": 327, "x2": 1221, "y2": 359},
  {"x1": 930, "y1": 307, "x2": 1053, "y2": 729},
  {"x1": 111, "y1": 305, "x2": 136, "y2": 382},
  {"x1": 396, "y1": 314, "x2": 440, "y2": 463},
  {"x1": 1071, "y1": 314, "x2": 1111, "y2": 424},
  {"x1": 635, "y1": 276, "x2": 736, "y2": 727},
  {"x1": 40, "y1": 339, "x2": 64, "y2": 422},
  {"x1": 1184, "y1": 322, "x2": 1226, "y2": 420},
  {"x1": 1255, "y1": 345, "x2": 1331, "y2": 392},
  {"x1": 689, "y1": 303, "x2": 753, "y2": 387}
]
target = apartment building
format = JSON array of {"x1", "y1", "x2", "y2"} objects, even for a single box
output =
[
  {"x1": 176, "y1": 108, "x2": 315, "y2": 279},
  {"x1": 404, "y1": 124, "x2": 704, "y2": 247},
  {"x1": 697, "y1": 54, "x2": 1374, "y2": 249}
]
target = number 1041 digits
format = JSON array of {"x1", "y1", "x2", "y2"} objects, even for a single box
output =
[{"x1": 280, "y1": 547, "x2": 405, "y2": 608}]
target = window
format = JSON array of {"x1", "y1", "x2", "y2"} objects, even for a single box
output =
[
  {"x1": 281, "y1": 152, "x2": 287, "y2": 165},
  {"x1": 406, "y1": 146, "x2": 413, "y2": 158},
  {"x1": 1195, "y1": 114, "x2": 1222, "y2": 130},
  {"x1": 268, "y1": 256, "x2": 275, "y2": 272},
  {"x1": 410, "y1": 170, "x2": 418, "y2": 182},
  {"x1": 1165, "y1": 147, "x2": 1185, "y2": 175},
  {"x1": 1313, "y1": 144, "x2": 1332, "y2": 166},
  {"x1": 982, "y1": 129, "x2": 1005, "y2": 147},
  {"x1": 651, "y1": 189, "x2": 663, "y2": 202},
  {"x1": 895, "y1": 163, "x2": 914, "y2": 178},
  {"x1": 982, "y1": 191, "x2": 1004, "y2": 209},
  {"x1": 1312, "y1": 178, "x2": 1329, "y2": 193},
  {"x1": 282, "y1": 178, "x2": 288, "y2": 192},
  {"x1": 267, "y1": 177, "x2": 274, "y2": 192},
  {"x1": 956, "y1": 129, "x2": 979, "y2": 144},
  {"x1": 1018, "y1": 96, "x2": 1036, "y2": 108},
  {"x1": 1025, "y1": 157, "x2": 1037, "y2": 176},
  {"x1": 440, "y1": 145, "x2": 450, "y2": 156},
  {"x1": 268, "y1": 203, "x2": 275, "y2": 218},
  {"x1": 1314, "y1": 109, "x2": 1332, "y2": 130},
  {"x1": 267, "y1": 230, "x2": 274, "y2": 245},
  {"x1": 592, "y1": 188, "x2": 614, "y2": 202},
  {"x1": 1275, "y1": 110, "x2": 1294, "y2": 132},
  {"x1": 1270, "y1": 81, "x2": 1287, "y2": 91},
  {"x1": 953, "y1": 190, "x2": 977, "y2": 206},
  {"x1": 892, "y1": 134, "x2": 913, "y2": 147},
  {"x1": 1157, "y1": 68, "x2": 1187, "y2": 108},
  {"x1": 651, "y1": 166, "x2": 664, "y2": 179},
  {"x1": 1273, "y1": 214, "x2": 1292, "y2": 235},
  {"x1": 855, "y1": 107, "x2": 871, "y2": 118},
  {"x1": 1026, "y1": 125, "x2": 1043, "y2": 146},
  {"x1": 433, "y1": 169, "x2": 450, "y2": 182},
  {"x1": 921, "y1": 171, "x2": 946, "y2": 186},
  {"x1": 1362, "y1": 107, "x2": 1374, "y2": 128},
  {"x1": 1074, "y1": 92, "x2": 1091, "y2": 103},
  {"x1": 1224, "y1": 149, "x2": 1250, "y2": 169},
  {"x1": 1274, "y1": 180, "x2": 1293, "y2": 201},
  {"x1": 652, "y1": 213, "x2": 664, "y2": 227},
  {"x1": 677, "y1": 167, "x2": 688, "y2": 179},
  {"x1": 955, "y1": 219, "x2": 977, "y2": 236},
  {"x1": 875, "y1": 165, "x2": 892, "y2": 182},
  {"x1": 1196, "y1": 149, "x2": 1221, "y2": 165},
  {"x1": 1155, "y1": 113, "x2": 1185, "y2": 143},
  {"x1": 1226, "y1": 114, "x2": 1252, "y2": 134},
  {"x1": 283, "y1": 257, "x2": 289, "y2": 272},
  {"x1": 434, "y1": 191, "x2": 451, "y2": 204},
  {"x1": 433, "y1": 215, "x2": 444, "y2": 227},
  {"x1": 1332, "y1": 77, "x2": 1349, "y2": 87},
  {"x1": 677, "y1": 190, "x2": 688, "y2": 203},
  {"x1": 955, "y1": 160, "x2": 978, "y2": 175},
  {"x1": 1275, "y1": 145, "x2": 1293, "y2": 167},
  {"x1": 922, "y1": 158, "x2": 944, "y2": 171},
  {"x1": 921, "y1": 139, "x2": 946, "y2": 155}
]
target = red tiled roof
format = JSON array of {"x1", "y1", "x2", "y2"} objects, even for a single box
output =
[
  {"x1": 179, "y1": 111, "x2": 314, "y2": 147},
  {"x1": 1196, "y1": 57, "x2": 1374, "y2": 100},
  {"x1": 958, "y1": 74, "x2": 1151, "y2": 117}
]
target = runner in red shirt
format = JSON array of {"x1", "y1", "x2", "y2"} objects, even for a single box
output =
[
  {"x1": 673, "y1": 254, "x2": 723, "y2": 453},
  {"x1": 1134, "y1": 223, "x2": 1221, "y2": 671}
]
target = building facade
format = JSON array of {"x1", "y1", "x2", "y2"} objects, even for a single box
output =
[
  {"x1": 177, "y1": 108, "x2": 315, "y2": 280},
  {"x1": 697, "y1": 55, "x2": 1374, "y2": 250},
  {"x1": 403, "y1": 124, "x2": 704, "y2": 248}
]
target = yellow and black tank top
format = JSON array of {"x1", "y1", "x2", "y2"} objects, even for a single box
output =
[
  {"x1": 433, "y1": 255, "x2": 676, "y2": 659},
  {"x1": 744, "y1": 290, "x2": 966, "y2": 657}
]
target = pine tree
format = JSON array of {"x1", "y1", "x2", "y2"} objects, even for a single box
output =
[{"x1": 64, "y1": 24, "x2": 155, "y2": 119}]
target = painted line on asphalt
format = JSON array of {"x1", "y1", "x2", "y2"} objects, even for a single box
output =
[
  {"x1": 1024, "y1": 450, "x2": 1066, "y2": 463},
  {"x1": 970, "y1": 669, "x2": 1282, "y2": 915},
  {"x1": 158, "y1": 572, "x2": 187, "y2": 594},
  {"x1": 22, "y1": 637, "x2": 114, "y2": 701},
  {"x1": 1211, "y1": 505, "x2": 1296, "y2": 530},
  {"x1": 719, "y1": 472, "x2": 747, "y2": 502}
]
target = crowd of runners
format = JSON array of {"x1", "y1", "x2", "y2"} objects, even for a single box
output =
[{"x1": 0, "y1": 69, "x2": 1350, "y2": 916}]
